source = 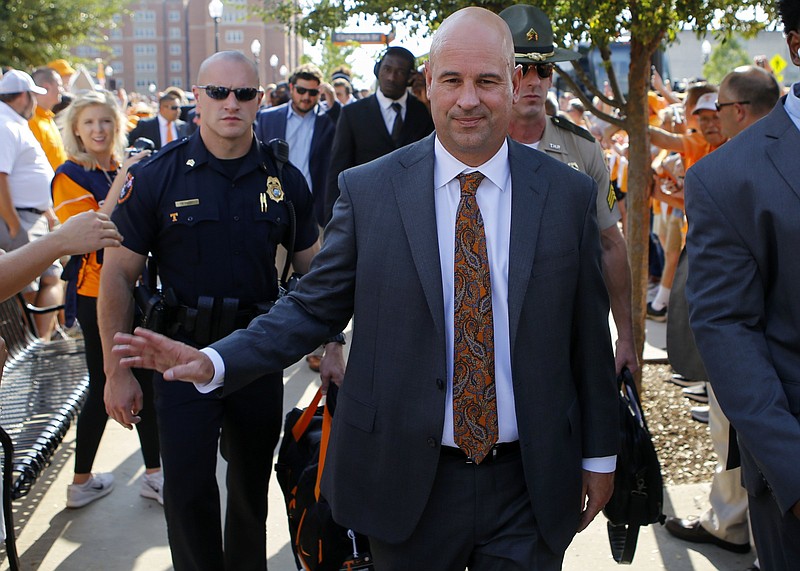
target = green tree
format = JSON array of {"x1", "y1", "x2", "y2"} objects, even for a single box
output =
[
  {"x1": 0, "y1": 0, "x2": 125, "y2": 69},
  {"x1": 300, "y1": 36, "x2": 360, "y2": 84},
  {"x1": 263, "y1": 0, "x2": 779, "y2": 383},
  {"x1": 703, "y1": 36, "x2": 753, "y2": 84}
]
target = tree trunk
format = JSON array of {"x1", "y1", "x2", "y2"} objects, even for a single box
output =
[{"x1": 624, "y1": 39, "x2": 656, "y2": 394}]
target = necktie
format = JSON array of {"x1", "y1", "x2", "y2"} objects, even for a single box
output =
[
  {"x1": 390, "y1": 102, "x2": 403, "y2": 145},
  {"x1": 166, "y1": 121, "x2": 174, "y2": 143},
  {"x1": 453, "y1": 171, "x2": 497, "y2": 464}
]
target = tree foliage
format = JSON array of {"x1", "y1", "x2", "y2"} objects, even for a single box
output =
[
  {"x1": 300, "y1": 36, "x2": 361, "y2": 84},
  {"x1": 703, "y1": 37, "x2": 752, "y2": 84},
  {"x1": 0, "y1": 0, "x2": 125, "y2": 69},
  {"x1": 264, "y1": 0, "x2": 781, "y2": 377}
]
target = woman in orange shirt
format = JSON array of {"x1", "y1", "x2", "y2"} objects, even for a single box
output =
[{"x1": 52, "y1": 90, "x2": 162, "y2": 508}]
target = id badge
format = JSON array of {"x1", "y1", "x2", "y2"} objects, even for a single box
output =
[{"x1": 339, "y1": 553, "x2": 374, "y2": 571}]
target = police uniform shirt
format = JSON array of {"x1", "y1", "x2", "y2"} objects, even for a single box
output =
[
  {"x1": 530, "y1": 116, "x2": 620, "y2": 231},
  {"x1": 111, "y1": 133, "x2": 318, "y2": 308}
]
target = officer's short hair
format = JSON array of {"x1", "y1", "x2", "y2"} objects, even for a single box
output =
[
  {"x1": 723, "y1": 65, "x2": 780, "y2": 117},
  {"x1": 289, "y1": 64, "x2": 324, "y2": 86}
]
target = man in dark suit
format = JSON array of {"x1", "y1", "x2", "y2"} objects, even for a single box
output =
[
  {"x1": 685, "y1": 1, "x2": 800, "y2": 567},
  {"x1": 128, "y1": 92, "x2": 187, "y2": 150},
  {"x1": 323, "y1": 45, "x2": 434, "y2": 224},
  {"x1": 255, "y1": 63, "x2": 337, "y2": 227},
  {"x1": 111, "y1": 7, "x2": 618, "y2": 569}
]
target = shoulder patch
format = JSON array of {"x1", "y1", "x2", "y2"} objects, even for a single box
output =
[
  {"x1": 118, "y1": 173, "x2": 134, "y2": 204},
  {"x1": 550, "y1": 115, "x2": 595, "y2": 143},
  {"x1": 606, "y1": 182, "x2": 617, "y2": 211}
]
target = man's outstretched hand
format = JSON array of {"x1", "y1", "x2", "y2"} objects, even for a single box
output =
[{"x1": 113, "y1": 328, "x2": 215, "y2": 384}]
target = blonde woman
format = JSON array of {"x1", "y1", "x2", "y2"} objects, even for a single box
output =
[{"x1": 52, "y1": 90, "x2": 161, "y2": 508}]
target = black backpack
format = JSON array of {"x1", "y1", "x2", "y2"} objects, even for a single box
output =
[
  {"x1": 603, "y1": 368, "x2": 666, "y2": 564},
  {"x1": 275, "y1": 385, "x2": 374, "y2": 571}
]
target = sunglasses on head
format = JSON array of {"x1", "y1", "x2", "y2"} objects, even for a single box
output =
[
  {"x1": 196, "y1": 85, "x2": 260, "y2": 101},
  {"x1": 294, "y1": 85, "x2": 320, "y2": 96},
  {"x1": 519, "y1": 62, "x2": 555, "y2": 79}
]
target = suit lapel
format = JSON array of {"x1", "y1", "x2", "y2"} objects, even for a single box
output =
[
  {"x1": 368, "y1": 95, "x2": 394, "y2": 147},
  {"x1": 506, "y1": 140, "x2": 549, "y2": 354},
  {"x1": 764, "y1": 102, "x2": 800, "y2": 203},
  {"x1": 393, "y1": 135, "x2": 445, "y2": 338}
]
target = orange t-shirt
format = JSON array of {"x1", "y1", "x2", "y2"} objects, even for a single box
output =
[
  {"x1": 52, "y1": 165, "x2": 116, "y2": 298},
  {"x1": 681, "y1": 131, "x2": 722, "y2": 170}
]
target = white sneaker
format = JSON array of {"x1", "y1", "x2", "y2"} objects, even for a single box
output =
[
  {"x1": 66, "y1": 473, "x2": 114, "y2": 508},
  {"x1": 140, "y1": 471, "x2": 164, "y2": 505}
]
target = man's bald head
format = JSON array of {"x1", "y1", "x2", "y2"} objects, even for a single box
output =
[
  {"x1": 197, "y1": 51, "x2": 259, "y2": 85},
  {"x1": 717, "y1": 65, "x2": 780, "y2": 138}
]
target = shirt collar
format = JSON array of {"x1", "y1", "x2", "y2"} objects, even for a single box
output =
[
  {"x1": 784, "y1": 83, "x2": 800, "y2": 132},
  {"x1": 376, "y1": 88, "x2": 408, "y2": 111},
  {"x1": 158, "y1": 114, "x2": 171, "y2": 127},
  {"x1": 0, "y1": 101, "x2": 27, "y2": 125},
  {"x1": 287, "y1": 103, "x2": 318, "y2": 120},
  {"x1": 34, "y1": 106, "x2": 54, "y2": 120},
  {"x1": 433, "y1": 136, "x2": 510, "y2": 192}
]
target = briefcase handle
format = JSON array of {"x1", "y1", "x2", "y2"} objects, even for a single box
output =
[{"x1": 290, "y1": 386, "x2": 333, "y2": 501}]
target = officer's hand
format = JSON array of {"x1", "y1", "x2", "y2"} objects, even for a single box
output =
[
  {"x1": 113, "y1": 328, "x2": 215, "y2": 383},
  {"x1": 319, "y1": 342, "x2": 345, "y2": 395},
  {"x1": 104, "y1": 369, "x2": 143, "y2": 429},
  {"x1": 577, "y1": 470, "x2": 615, "y2": 533}
]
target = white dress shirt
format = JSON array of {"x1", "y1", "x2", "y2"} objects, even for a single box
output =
[
  {"x1": 375, "y1": 89, "x2": 407, "y2": 135},
  {"x1": 158, "y1": 114, "x2": 178, "y2": 145}
]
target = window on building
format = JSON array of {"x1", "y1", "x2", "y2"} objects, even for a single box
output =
[
  {"x1": 170, "y1": 78, "x2": 183, "y2": 88},
  {"x1": 134, "y1": 44, "x2": 158, "y2": 56},
  {"x1": 134, "y1": 10, "x2": 156, "y2": 23},
  {"x1": 169, "y1": 44, "x2": 182, "y2": 56},
  {"x1": 168, "y1": 10, "x2": 181, "y2": 22},
  {"x1": 110, "y1": 28, "x2": 123, "y2": 39},
  {"x1": 170, "y1": 61, "x2": 182, "y2": 72},
  {"x1": 112, "y1": 61, "x2": 124, "y2": 73},
  {"x1": 134, "y1": 27, "x2": 157, "y2": 39},
  {"x1": 113, "y1": 45, "x2": 124, "y2": 57},
  {"x1": 225, "y1": 30, "x2": 244, "y2": 44},
  {"x1": 135, "y1": 62, "x2": 158, "y2": 73},
  {"x1": 169, "y1": 27, "x2": 181, "y2": 39}
]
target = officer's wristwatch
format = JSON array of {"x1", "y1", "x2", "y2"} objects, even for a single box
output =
[{"x1": 324, "y1": 332, "x2": 346, "y2": 345}]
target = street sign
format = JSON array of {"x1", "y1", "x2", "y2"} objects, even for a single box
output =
[
  {"x1": 332, "y1": 31, "x2": 395, "y2": 45},
  {"x1": 770, "y1": 54, "x2": 787, "y2": 84}
]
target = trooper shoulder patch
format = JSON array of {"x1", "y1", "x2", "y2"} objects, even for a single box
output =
[
  {"x1": 606, "y1": 182, "x2": 617, "y2": 211},
  {"x1": 550, "y1": 115, "x2": 595, "y2": 143},
  {"x1": 118, "y1": 173, "x2": 134, "y2": 204}
]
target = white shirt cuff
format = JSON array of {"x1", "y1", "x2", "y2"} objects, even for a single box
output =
[
  {"x1": 582, "y1": 455, "x2": 617, "y2": 473},
  {"x1": 195, "y1": 347, "x2": 225, "y2": 394}
]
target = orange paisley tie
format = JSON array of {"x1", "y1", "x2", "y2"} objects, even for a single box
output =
[{"x1": 452, "y1": 171, "x2": 497, "y2": 464}]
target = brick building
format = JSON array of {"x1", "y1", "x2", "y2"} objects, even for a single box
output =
[{"x1": 75, "y1": 0, "x2": 300, "y2": 95}]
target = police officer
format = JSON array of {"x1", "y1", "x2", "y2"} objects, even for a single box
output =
[
  {"x1": 501, "y1": 4, "x2": 638, "y2": 375},
  {"x1": 99, "y1": 51, "x2": 345, "y2": 570}
]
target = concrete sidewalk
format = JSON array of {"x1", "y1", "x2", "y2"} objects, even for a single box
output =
[{"x1": 2, "y1": 319, "x2": 754, "y2": 570}]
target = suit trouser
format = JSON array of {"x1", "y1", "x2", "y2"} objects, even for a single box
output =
[
  {"x1": 368, "y1": 447, "x2": 563, "y2": 571},
  {"x1": 153, "y1": 371, "x2": 283, "y2": 571},
  {"x1": 700, "y1": 385, "x2": 751, "y2": 546},
  {"x1": 747, "y1": 485, "x2": 800, "y2": 571}
]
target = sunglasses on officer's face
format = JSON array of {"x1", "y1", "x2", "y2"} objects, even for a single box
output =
[
  {"x1": 294, "y1": 86, "x2": 320, "y2": 97},
  {"x1": 196, "y1": 85, "x2": 261, "y2": 101},
  {"x1": 519, "y1": 63, "x2": 555, "y2": 79}
]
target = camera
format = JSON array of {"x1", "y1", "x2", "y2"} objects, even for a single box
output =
[{"x1": 127, "y1": 137, "x2": 156, "y2": 157}]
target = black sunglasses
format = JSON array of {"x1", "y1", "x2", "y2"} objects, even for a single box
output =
[
  {"x1": 520, "y1": 62, "x2": 555, "y2": 79},
  {"x1": 294, "y1": 85, "x2": 320, "y2": 96},
  {"x1": 715, "y1": 100, "x2": 750, "y2": 111},
  {"x1": 196, "y1": 85, "x2": 261, "y2": 101},
  {"x1": 167, "y1": 105, "x2": 180, "y2": 110}
]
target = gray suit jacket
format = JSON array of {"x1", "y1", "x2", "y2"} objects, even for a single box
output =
[
  {"x1": 212, "y1": 134, "x2": 617, "y2": 553},
  {"x1": 686, "y1": 99, "x2": 800, "y2": 515}
]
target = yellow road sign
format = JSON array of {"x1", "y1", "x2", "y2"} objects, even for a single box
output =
[{"x1": 770, "y1": 54, "x2": 787, "y2": 74}]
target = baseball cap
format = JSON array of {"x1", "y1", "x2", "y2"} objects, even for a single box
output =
[
  {"x1": 47, "y1": 59, "x2": 77, "y2": 77},
  {"x1": 692, "y1": 92, "x2": 718, "y2": 114},
  {"x1": 0, "y1": 69, "x2": 47, "y2": 95}
]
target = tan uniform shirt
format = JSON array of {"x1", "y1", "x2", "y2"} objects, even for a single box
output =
[{"x1": 533, "y1": 116, "x2": 620, "y2": 231}]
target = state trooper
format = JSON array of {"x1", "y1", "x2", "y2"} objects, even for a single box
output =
[
  {"x1": 501, "y1": 4, "x2": 638, "y2": 376},
  {"x1": 99, "y1": 51, "x2": 345, "y2": 570}
]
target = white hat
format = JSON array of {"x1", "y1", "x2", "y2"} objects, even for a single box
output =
[
  {"x1": 692, "y1": 92, "x2": 718, "y2": 115},
  {"x1": 0, "y1": 69, "x2": 47, "y2": 95}
]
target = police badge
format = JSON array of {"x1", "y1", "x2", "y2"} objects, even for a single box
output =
[{"x1": 266, "y1": 176, "x2": 284, "y2": 202}]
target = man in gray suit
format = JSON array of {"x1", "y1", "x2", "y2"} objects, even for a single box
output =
[
  {"x1": 111, "y1": 7, "x2": 618, "y2": 569},
  {"x1": 685, "y1": 1, "x2": 800, "y2": 567}
]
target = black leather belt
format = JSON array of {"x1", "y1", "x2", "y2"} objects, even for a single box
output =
[
  {"x1": 440, "y1": 441, "x2": 521, "y2": 464},
  {"x1": 16, "y1": 207, "x2": 46, "y2": 215}
]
